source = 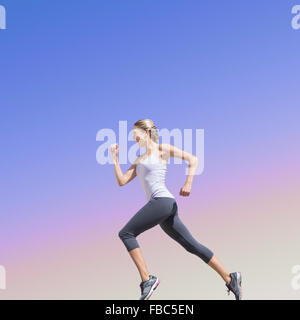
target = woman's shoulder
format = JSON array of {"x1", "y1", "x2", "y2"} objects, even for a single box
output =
[{"x1": 158, "y1": 143, "x2": 172, "y2": 159}]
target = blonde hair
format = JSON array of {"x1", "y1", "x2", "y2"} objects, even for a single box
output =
[{"x1": 134, "y1": 119, "x2": 159, "y2": 143}]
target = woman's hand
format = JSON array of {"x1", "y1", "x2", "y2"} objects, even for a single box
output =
[
  {"x1": 110, "y1": 143, "x2": 119, "y2": 162},
  {"x1": 179, "y1": 182, "x2": 192, "y2": 197}
]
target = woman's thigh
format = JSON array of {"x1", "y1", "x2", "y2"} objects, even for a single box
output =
[{"x1": 120, "y1": 197, "x2": 176, "y2": 237}]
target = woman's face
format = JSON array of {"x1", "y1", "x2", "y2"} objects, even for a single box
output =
[{"x1": 133, "y1": 126, "x2": 148, "y2": 147}]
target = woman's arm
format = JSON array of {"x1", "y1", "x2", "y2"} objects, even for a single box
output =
[
  {"x1": 159, "y1": 143, "x2": 198, "y2": 196},
  {"x1": 110, "y1": 143, "x2": 137, "y2": 187}
]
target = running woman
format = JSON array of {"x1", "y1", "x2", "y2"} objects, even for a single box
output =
[{"x1": 110, "y1": 119, "x2": 242, "y2": 300}]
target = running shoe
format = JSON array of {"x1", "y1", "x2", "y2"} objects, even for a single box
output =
[
  {"x1": 225, "y1": 272, "x2": 242, "y2": 300},
  {"x1": 139, "y1": 275, "x2": 160, "y2": 300}
]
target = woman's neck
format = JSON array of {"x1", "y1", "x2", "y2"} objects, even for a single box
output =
[{"x1": 145, "y1": 141, "x2": 158, "y2": 155}]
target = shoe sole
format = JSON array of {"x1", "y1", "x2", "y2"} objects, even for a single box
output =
[
  {"x1": 145, "y1": 278, "x2": 160, "y2": 300},
  {"x1": 236, "y1": 272, "x2": 242, "y2": 300}
]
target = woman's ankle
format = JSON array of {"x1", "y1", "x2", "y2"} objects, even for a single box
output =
[
  {"x1": 225, "y1": 275, "x2": 231, "y2": 285},
  {"x1": 141, "y1": 274, "x2": 150, "y2": 282}
]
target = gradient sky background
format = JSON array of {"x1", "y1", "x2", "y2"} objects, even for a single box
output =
[{"x1": 1, "y1": 0, "x2": 300, "y2": 299}]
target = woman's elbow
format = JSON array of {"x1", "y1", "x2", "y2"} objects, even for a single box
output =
[
  {"x1": 118, "y1": 178, "x2": 126, "y2": 187},
  {"x1": 188, "y1": 156, "x2": 198, "y2": 168},
  {"x1": 191, "y1": 156, "x2": 198, "y2": 165}
]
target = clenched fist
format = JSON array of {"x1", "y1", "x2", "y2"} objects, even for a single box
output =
[
  {"x1": 179, "y1": 182, "x2": 192, "y2": 197},
  {"x1": 110, "y1": 143, "x2": 119, "y2": 162}
]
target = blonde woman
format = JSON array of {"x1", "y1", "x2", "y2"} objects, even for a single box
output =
[{"x1": 110, "y1": 119, "x2": 242, "y2": 300}]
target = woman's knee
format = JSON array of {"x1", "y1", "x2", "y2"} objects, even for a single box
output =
[
  {"x1": 118, "y1": 228, "x2": 135, "y2": 240},
  {"x1": 182, "y1": 241, "x2": 214, "y2": 264},
  {"x1": 118, "y1": 228, "x2": 126, "y2": 239}
]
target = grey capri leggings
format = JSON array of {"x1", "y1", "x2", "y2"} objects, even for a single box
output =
[{"x1": 118, "y1": 197, "x2": 214, "y2": 264}]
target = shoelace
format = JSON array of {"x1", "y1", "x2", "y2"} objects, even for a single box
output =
[{"x1": 140, "y1": 278, "x2": 152, "y2": 290}]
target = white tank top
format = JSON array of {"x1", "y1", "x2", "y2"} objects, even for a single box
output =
[{"x1": 136, "y1": 153, "x2": 175, "y2": 202}]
